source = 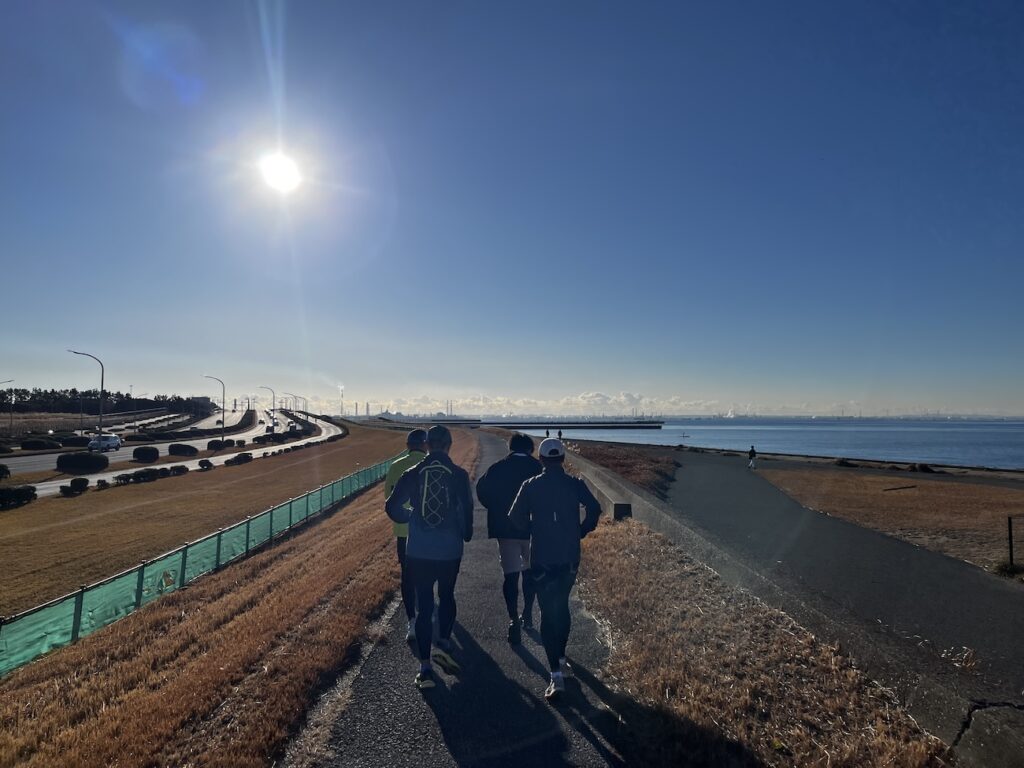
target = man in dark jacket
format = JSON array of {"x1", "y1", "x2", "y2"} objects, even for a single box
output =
[
  {"x1": 475, "y1": 433, "x2": 543, "y2": 644},
  {"x1": 508, "y1": 438, "x2": 602, "y2": 701},
  {"x1": 386, "y1": 425, "x2": 474, "y2": 690}
]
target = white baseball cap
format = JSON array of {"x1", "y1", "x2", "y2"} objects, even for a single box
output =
[{"x1": 539, "y1": 437, "x2": 565, "y2": 458}]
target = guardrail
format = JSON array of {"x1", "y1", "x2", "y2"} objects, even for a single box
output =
[{"x1": 0, "y1": 454, "x2": 398, "y2": 677}]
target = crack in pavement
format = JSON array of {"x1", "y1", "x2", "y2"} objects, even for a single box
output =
[{"x1": 952, "y1": 699, "x2": 1024, "y2": 747}]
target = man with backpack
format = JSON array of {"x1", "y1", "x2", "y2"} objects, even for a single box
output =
[
  {"x1": 383, "y1": 429, "x2": 428, "y2": 642},
  {"x1": 475, "y1": 433, "x2": 543, "y2": 645},
  {"x1": 385, "y1": 425, "x2": 474, "y2": 690},
  {"x1": 509, "y1": 438, "x2": 602, "y2": 701}
]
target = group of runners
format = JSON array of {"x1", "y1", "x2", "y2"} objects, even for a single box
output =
[{"x1": 384, "y1": 425, "x2": 602, "y2": 701}]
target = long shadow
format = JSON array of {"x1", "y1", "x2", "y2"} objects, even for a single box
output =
[
  {"x1": 563, "y1": 661, "x2": 765, "y2": 767},
  {"x1": 419, "y1": 622, "x2": 575, "y2": 767}
]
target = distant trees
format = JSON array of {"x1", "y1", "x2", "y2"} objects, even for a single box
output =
[{"x1": 6, "y1": 389, "x2": 203, "y2": 416}]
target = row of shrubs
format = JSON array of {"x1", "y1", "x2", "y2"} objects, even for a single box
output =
[
  {"x1": 121, "y1": 409, "x2": 256, "y2": 443},
  {"x1": 0, "y1": 485, "x2": 36, "y2": 509}
]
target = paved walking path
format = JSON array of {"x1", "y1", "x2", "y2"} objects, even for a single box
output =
[{"x1": 287, "y1": 432, "x2": 635, "y2": 768}]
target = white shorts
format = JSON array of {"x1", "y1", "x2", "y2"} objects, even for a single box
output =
[{"x1": 497, "y1": 539, "x2": 531, "y2": 575}]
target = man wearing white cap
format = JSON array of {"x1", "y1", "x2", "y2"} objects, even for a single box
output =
[{"x1": 508, "y1": 437, "x2": 602, "y2": 701}]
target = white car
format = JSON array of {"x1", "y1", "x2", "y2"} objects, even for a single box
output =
[{"x1": 87, "y1": 434, "x2": 122, "y2": 452}]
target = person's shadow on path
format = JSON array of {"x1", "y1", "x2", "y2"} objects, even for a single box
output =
[
  {"x1": 419, "y1": 622, "x2": 576, "y2": 767},
  {"x1": 562, "y1": 661, "x2": 765, "y2": 767}
]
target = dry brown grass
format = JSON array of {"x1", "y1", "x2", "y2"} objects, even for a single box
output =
[
  {"x1": 0, "y1": 432, "x2": 478, "y2": 768},
  {"x1": 579, "y1": 519, "x2": 952, "y2": 767},
  {"x1": 761, "y1": 468, "x2": 1024, "y2": 571},
  {"x1": 570, "y1": 441, "x2": 680, "y2": 498},
  {"x1": 0, "y1": 424, "x2": 406, "y2": 615}
]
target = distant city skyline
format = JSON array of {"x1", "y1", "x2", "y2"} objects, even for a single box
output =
[{"x1": 4, "y1": 3, "x2": 1024, "y2": 417}]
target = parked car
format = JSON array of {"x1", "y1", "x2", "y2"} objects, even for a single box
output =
[{"x1": 87, "y1": 434, "x2": 122, "y2": 452}]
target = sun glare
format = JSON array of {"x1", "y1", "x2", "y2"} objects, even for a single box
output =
[{"x1": 259, "y1": 152, "x2": 302, "y2": 194}]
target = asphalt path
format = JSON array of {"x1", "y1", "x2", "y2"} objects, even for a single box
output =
[
  {"x1": 665, "y1": 451, "x2": 1024, "y2": 702},
  {"x1": 25, "y1": 417, "x2": 342, "y2": 498},
  {"x1": 288, "y1": 432, "x2": 648, "y2": 768}
]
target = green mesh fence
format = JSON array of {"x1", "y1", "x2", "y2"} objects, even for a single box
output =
[{"x1": 0, "y1": 453, "x2": 398, "y2": 677}]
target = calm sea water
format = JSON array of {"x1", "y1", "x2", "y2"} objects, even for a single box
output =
[{"x1": 524, "y1": 418, "x2": 1024, "y2": 470}]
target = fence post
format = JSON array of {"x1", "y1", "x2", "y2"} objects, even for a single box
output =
[
  {"x1": 179, "y1": 544, "x2": 189, "y2": 588},
  {"x1": 135, "y1": 563, "x2": 146, "y2": 608},
  {"x1": 245, "y1": 516, "x2": 251, "y2": 552},
  {"x1": 215, "y1": 529, "x2": 223, "y2": 569},
  {"x1": 270, "y1": 506, "x2": 275, "y2": 538},
  {"x1": 288, "y1": 498, "x2": 294, "y2": 528},
  {"x1": 71, "y1": 586, "x2": 86, "y2": 642},
  {"x1": 1010, "y1": 517, "x2": 1015, "y2": 569}
]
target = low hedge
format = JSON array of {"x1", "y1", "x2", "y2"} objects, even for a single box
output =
[
  {"x1": 198, "y1": 459, "x2": 214, "y2": 471},
  {"x1": 158, "y1": 467, "x2": 171, "y2": 478},
  {"x1": 170, "y1": 465, "x2": 189, "y2": 476},
  {"x1": 21, "y1": 438, "x2": 61, "y2": 450},
  {"x1": 96, "y1": 479, "x2": 110, "y2": 490},
  {"x1": 60, "y1": 436, "x2": 91, "y2": 447},
  {"x1": 222, "y1": 438, "x2": 236, "y2": 448},
  {"x1": 131, "y1": 468, "x2": 159, "y2": 483},
  {"x1": 0, "y1": 485, "x2": 36, "y2": 509},
  {"x1": 0, "y1": 445, "x2": 12, "y2": 454},
  {"x1": 124, "y1": 433, "x2": 153, "y2": 442},
  {"x1": 56, "y1": 452, "x2": 110, "y2": 475},
  {"x1": 224, "y1": 452, "x2": 253, "y2": 466},
  {"x1": 133, "y1": 446, "x2": 160, "y2": 463},
  {"x1": 0, "y1": 464, "x2": 8, "y2": 481},
  {"x1": 207, "y1": 440, "x2": 224, "y2": 451},
  {"x1": 168, "y1": 443, "x2": 199, "y2": 457},
  {"x1": 114, "y1": 474, "x2": 132, "y2": 486}
]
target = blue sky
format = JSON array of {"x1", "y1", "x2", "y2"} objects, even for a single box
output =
[{"x1": 3, "y1": 1, "x2": 1024, "y2": 416}]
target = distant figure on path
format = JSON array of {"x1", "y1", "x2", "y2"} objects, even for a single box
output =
[
  {"x1": 557, "y1": 429, "x2": 563, "y2": 440},
  {"x1": 383, "y1": 429, "x2": 428, "y2": 642},
  {"x1": 386, "y1": 425, "x2": 474, "y2": 690},
  {"x1": 545, "y1": 429, "x2": 550, "y2": 437},
  {"x1": 748, "y1": 445, "x2": 757, "y2": 469},
  {"x1": 509, "y1": 438, "x2": 602, "y2": 701},
  {"x1": 475, "y1": 433, "x2": 543, "y2": 644}
]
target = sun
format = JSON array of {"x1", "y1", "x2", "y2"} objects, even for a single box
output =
[{"x1": 259, "y1": 152, "x2": 302, "y2": 194}]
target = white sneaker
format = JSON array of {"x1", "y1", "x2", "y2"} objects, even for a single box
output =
[
  {"x1": 544, "y1": 673, "x2": 565, "y2": 701},
  {"x1": 559, "y1": 657, "x2": 573, "y2": 678}
]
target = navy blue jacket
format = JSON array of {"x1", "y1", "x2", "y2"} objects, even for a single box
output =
[
  {"x1": 508, "y1": 465, "x2": 602, "y2": 567},
  {"x1": 386, "y1": 452, "x2": 474, "y2": 561},
  {"x1": 475, "y1": 452, "x2": 543, "y2": 540}
]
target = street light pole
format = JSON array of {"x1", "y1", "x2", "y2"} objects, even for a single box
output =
[
  {"x1": 68, "y1": 350, "x2": 104, "y2": 436},
  {"x1": 259, "y1": 386, "x2": 276, "y2": 432},
  {"x1": 204, "y1": 375, "x2": 226, "y2": 444},
  {"x1": 0, "y1": 380, "x2": 12, "y2": 438}
]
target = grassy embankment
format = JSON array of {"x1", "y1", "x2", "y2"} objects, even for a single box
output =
[
  {"x1": 760, "y1": 467, "x2": 1024, "y2": 576},
  {"x1": 0, "y1": 424, "x2": 405, "y2": 616},
  {"x1": 0, "y1": 428, "x2": 478, "y2": 768},
  {"x1": 573, "y1": 443, "x2": 951, "y2": 766}
]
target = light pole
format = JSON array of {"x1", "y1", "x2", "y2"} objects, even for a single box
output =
[
  {"x1": 284, "y1": 392, "x2": 304, "y2": 415},
  {"x1": 204, "y1": 375, "x2": 227, "y2": 445},
  {"x1": 0, "y1": 380, "x2": 12, "y2": 437},
  {"x1": 68, "y1": 350, "x2": 104, "y2": 436},
  {"x1": 259, "y1": 385, "x2": 276, "y2": 431}
]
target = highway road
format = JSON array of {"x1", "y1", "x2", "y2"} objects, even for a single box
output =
[
  {"x1": 26, "y1": 413, "x2": 341, "y2": 498},
  {"x1": 0, "y1": 410, "x2": 289, "y2": 476}
]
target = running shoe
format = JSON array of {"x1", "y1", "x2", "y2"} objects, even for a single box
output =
[
  {"x1": 507, "y1": 618, "x2": 522, "y2": 645},
  {"x1": 544, "y1": 674, "x2": 565, "y2": 702},
  {"x1": 559, "y1": 657, "x2": 573, "y2": 678},
  {"x1": 414, "y1": 669, "x2": 436, "y2": 690},
  {"x1": 431, "y1": 646, "x2": 461, "y2": 675},
  {"x1": 520, "y1": 612, "x2": 533, "y2": 630}
]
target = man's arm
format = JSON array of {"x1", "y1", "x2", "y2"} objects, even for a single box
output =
[
  {"x1": 577, "y1": 478, "x2": 602, "y2": 538},
  {"x1": 507, "y1": 480, "x2": 532, "y2": 532},
  {"x1": 385, "y1": 470, "x2": 415, "y2": 524},
  {"x1": 474, "y1": 467, "x2": 493, "y2": 511},
  {"x1": 384, "y1": 458, "x2": 404, "y2": 499},
  {"x1": 460, "y1": 470, "x2": 474, "y2": 542}
]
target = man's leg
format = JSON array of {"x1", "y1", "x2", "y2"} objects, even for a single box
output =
[
  {"x1": 532, "y1": 568, "x2": 562, "y2": 671},
  {"x1": 555, "y1": 566, "x2": 578, "y2": 664},
  {"x1": 396, "y1": 537, "x2": 416, "y2": 622},
  {"x1": 498, "y1": 540, "x2": 519, "y2": 620},
  {"x1": 411, "y1": 559, "x2": 437, "y2": 664},
  {"x1": 436, "y1": 558, "x2": 459, "y2": 642},
  {"x1": 519, "y1": 540, "x2": 536, "y2": 625}
]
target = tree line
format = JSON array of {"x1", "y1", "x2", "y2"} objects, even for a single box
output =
[{"x1": 1, "y1": 388, "x2": 198, "y2": 416}]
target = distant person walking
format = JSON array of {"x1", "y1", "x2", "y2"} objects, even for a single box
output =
[
  {"x1": 383, "y1": 429, "x2": 428, "y2": 642},
  {"x1": 509, "y1": 438, "x2": 602, "y2": 701},
  {"x1": 557, "y1": 429, "x2": 563, "y2": 440},
  {"x1": 475, "y1": 433, "x2": 543, "y2": 644},
  {"x1": 386, "y1": 425, "x2": 474, "y2": 690},
  {"x1": 748, "y1": 445, "x2": 757, "y2": 469}
]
